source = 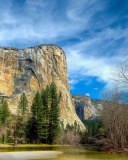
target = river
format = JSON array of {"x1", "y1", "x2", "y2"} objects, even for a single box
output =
[{"x1": 0, "y1": 146, "x2": 128, "y2": 160}]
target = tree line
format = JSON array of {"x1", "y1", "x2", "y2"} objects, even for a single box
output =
[
  {"x1": 0, "y1": 82, "x2": 60, "y2": 145},
  {"x1": 100, "y1": 55, "x2": 128, "y2": 150},
  {"x1": 101, "y1": 88, "x2": 128, "y2": 149},
  {"x1": 81, "y1": 55, "x2": 128, "y2": 150}
]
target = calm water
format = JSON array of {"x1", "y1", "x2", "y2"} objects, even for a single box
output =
[{"x1": 0, "y1": 146, "x2": 128, "y2": 160}]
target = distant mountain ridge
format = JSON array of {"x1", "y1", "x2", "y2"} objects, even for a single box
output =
[{"x1": 72, "y1": 95, "x2": 103, "y2": 120}]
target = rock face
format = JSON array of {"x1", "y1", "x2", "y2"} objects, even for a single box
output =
[
  {"x1": 0, "y1": 44, "x2": 85, "y2": 129},
  {"x1": 72, "y1": 95, "x2": 103, "y2": 120}
]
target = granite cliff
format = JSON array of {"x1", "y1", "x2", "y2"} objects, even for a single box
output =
[
  {"x1": 0, "y1": 44, "x2": 85, "y2": 129},
  {"x1": 72, "y1": 95, "x2": 103, "y2": 120}
]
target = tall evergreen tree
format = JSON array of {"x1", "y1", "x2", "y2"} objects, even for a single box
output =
[
  {"x1": 49, "y1": 82, "x2": 60, "y2": 144},
  {"x1": 27, "y1": 83, "x2": 60, "y2": 144},
  {"x1": 41, "y1": 86, "x2": 51, "y2": 143},
  {"x1": 27, "y1": 92, "x2": 44, "y2": 143},
  {"x1": 0, "y1": 99, "x2": 10, "y2": 143},
  {"x1": 15, "y1": 93, "x2": 29, "y2": 144},
  {"x1": 18, "y1": 93, "x2": 29, "y2": 117}
]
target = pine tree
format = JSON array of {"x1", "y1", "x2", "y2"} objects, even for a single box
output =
[
  {"x1": 41, "y1": 86, "x2": 51, "y2": 143},
  {"x1": 18, "y1": 93, "x2": 29, "y2": 117},
  {"x1": 49, "y1": 82, "x2": 60, "y2": 144},
  {"x1": 27, "y1": 91, "x2": 43, "y2": 143},
  {"x1": 1, "y1": 100, "x2": 10, "y2": 124},
  {"x1": 0, "y1": 99, "x2": 10, "y2": 143},
  {"x1": 16, "y1": 93, "x2": 29, "y2": 144},
  {"x1": 27, "y1": 83, "x2": 60, "y2": 144}
]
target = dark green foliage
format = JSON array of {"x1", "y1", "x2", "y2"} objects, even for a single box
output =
[
  {"x1": 65, "y1": 123, "x2": 74, "y2": 132},
  {"x1": 49, "y1": 82, "x2": 60, "y2": 144},
  {"x1": 83, "y1": 117, "x2": 104, "y2": 137},
  {"x1": 0, "y1": 100, "x2": 10, "y2": 124},
  {"x1": 27, "y1": 92, "x2": 43, "y2": 143},
  {"x1": 16, "y1": 93, "x2": 29, "y2": 144},
  {"x1": 41, "y1": 86, "x2": 50, "y2": 143},
  {"x1": 27, "y1": 84, "x2": 60, "y2": 144},
  {"x1": 18, "y1": 93, "x2": 28, "y2": 116},
  {"x1": 6, "y1": 129, "x2": 13, "y2": 143},
  {"x1": 0, "y1": 99, "x2": 10, "y2": 143},
  {"x1": 63, "y1": 121, "x2": 81, "y2": 134},
  {"x1": 0, "y1": 83, "x2": 60, "y2": 144},
  {"x1": 26, "y1": 116, "x2": 37, "y2": 143}
]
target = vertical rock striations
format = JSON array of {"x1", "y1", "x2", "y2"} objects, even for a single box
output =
[
  {"x1": 72, "y1": 95, "x2": 103, "y2": 120},
  {"x1": 0, "y1": 44, "x2": 85, "y2": 129}
]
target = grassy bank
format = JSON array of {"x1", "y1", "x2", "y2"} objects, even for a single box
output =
[
  {"x1": 0, "y1": 143, "x2": 66, "y2": 153},
  {"x1": 0, "y1": 143, "x2": 65, "y2": 148}
]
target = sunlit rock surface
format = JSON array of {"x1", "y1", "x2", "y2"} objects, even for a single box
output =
[
  {"x1": 72, "y1": 95, "x2": 103, "y2": 120},
  {"x1": 0, "y1": 44, "x2": 85, "y2": 129}
]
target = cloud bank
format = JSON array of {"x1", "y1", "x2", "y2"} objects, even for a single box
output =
[{"x1": 0, "y1": 0, "x2": 128, "y2": 96}]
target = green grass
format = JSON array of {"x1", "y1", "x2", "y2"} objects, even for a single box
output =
[{"x1": 0, "y1": 143, "x2": 67, "y2": 148}]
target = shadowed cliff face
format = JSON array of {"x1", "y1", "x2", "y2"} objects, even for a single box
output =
[
  {"x1": 0, "y1": 44, "x2": 85, "y2": 130},
  {"x1": 72, "y1": 95, "x2": 103, "y2": 120}
]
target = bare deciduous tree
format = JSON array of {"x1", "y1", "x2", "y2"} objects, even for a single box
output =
[
  {"x1": 101, "y1": 87, "x2": 128, "y2": 149},
  {"x1": 59, "y1": 130, "x2": 81, "y2": 146},
  {"x1": 112, "y1": 55, "x2": 128, "y2": 88}
]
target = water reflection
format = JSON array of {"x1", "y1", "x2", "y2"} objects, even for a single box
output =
[{"x1": 0, "y1": 146, "x2": 128, "y2": 160}]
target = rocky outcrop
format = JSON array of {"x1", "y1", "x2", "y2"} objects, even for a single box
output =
[
  {"x1": 72, "y1": 95, "x2": 103, "y2": 120},
  {"x1": 0, "y1": 44, "x2": 85, "y2": 129}
]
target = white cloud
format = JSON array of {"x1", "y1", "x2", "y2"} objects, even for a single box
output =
[
  {"x1": 0, "y1": 0, "x2": 105, "y2": 46},
  {"x1": 66, "y1": 46, "x2": 127, "y2": 90},
  {"x1": 69, "y1": 79, "x2": 79, "y2": 90},
  {"x1": 66, "y1": 50, "x2": 113, "y2": 82},
  {"x1": 69, "y1": 79, "x2": 78, "y2": 85},
  {"x1": 64, "y1": 25, "x2": 128, "y2": 87},
  {"x1": 85, "y1": 93, "x2": 90, "y2": 97},
  {"x1": 94, "y1": 88, "x2": 98, "y2": 90},
  {"x1": 0, "y1": 0, "x2": 127, "y2": 91}
]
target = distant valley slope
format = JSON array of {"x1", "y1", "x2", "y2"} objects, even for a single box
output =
[{"x1": 72, "y1": 95, "x2": 103, "y2": 120}]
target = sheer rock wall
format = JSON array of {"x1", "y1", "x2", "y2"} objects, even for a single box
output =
[{"x1": 0, "y1": 44, "x2": 85, "y2": 129}]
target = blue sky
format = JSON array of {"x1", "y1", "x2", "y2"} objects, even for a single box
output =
[{"x1": 0, "y1": 0, "x2": 128, "y2": 99}]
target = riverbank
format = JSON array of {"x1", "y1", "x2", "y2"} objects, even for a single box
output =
[
  {"x1": 0, "y1": 144, "x2": 62, "y2": 148},
  {"x1": 98, "y1": 147, "x2": 128, "y2": 154},
  {"x1": 0, "y1": 151, "x2": 63, "y2": 160},
  {"x1": 84, "y1": 137, "x2": 128, "y2": 154},
  {"x1": 86, "y1": 141, "x2": 128, "y2": 154},
  {"x1": 0, "y1": 143, "x2": 128, "y2": 155},
  {"x1": 0, "y1": 144, "x2": 70, "y2": 149},
  {"x1": 0, "y1": 145, "x2": 128, "y2": 160},
  {"x1": 0, "y1": 144, "x2": 69, "y2": 153}
]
